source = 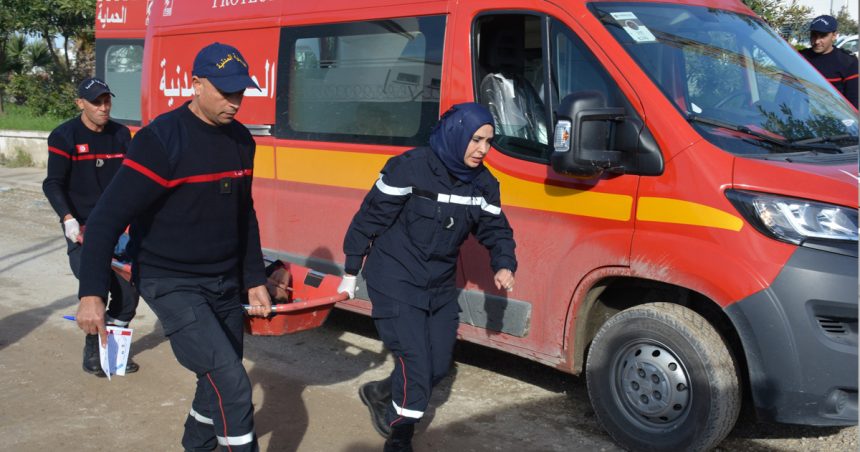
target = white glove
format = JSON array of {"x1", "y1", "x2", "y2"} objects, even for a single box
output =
[
  {"x1": 337, "y1": 274, "x2": 357, "y2": 299},
  {"x1": 63, "y1": 218, "x2": 81, "y2": 243}
]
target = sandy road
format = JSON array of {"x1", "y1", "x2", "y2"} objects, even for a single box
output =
[{"x1": 0, "y1": 171, "x2": 855, "y2": 451}]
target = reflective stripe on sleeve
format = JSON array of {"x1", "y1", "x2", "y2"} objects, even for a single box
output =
[
  {"x1": 375, "y1": 173, "x2": 412, "y2": 196},
  {"x1": 189, "y1": 408, "x2": 214, "y2": 425},
  {"x1": 392, "y1": 401, "x2": 424, "y2": 419},
  {"x1": 216, "y1": 432, "x2": 255, "y2": 446}
]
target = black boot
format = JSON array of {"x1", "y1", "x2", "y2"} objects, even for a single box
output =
[
  {"x1": 82, "y1": 334, "x2": 106, "y2": 377},
  {"x1": 383, "y1": 424, "x2": 414, "y2": 452},
  {"x1": 124, "y1": 356, "x2": 140, "y2": 373},
  {"x1": 359, "y1": 377, "x2": 392, "y2": 438}
]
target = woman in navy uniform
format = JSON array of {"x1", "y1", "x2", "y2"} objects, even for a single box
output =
[{"x1": 339, "y1": 102, "x2": 517, "y2": 451}]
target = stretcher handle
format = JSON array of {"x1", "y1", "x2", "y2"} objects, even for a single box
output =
[{"x1": 243, "y1": 291, "x2": 349, "y2": 314}]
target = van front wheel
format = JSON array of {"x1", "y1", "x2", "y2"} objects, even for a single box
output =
[{"x1": 585, "y1": 302, "x2": 740, "y2": 451}]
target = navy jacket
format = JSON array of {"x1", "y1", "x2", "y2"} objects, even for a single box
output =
[
  {"x1": 79, "y1": 102, "x2": 266, "y2": 299},
  {"x1": 343, "y1": 146, "x2": 517, "y2": 311},
  {"x1": 801, "y1": 47, "x2": 859, "y2": 108},
  {"x1": 43, "y1": 117, "x2": 131, "y2": 224}
]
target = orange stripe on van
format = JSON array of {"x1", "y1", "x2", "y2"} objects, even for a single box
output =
[
  {"x1": 261, "y1": 147, "x2": 741, "y2": 229},
  {"x1": 636, "y1": 197, "x2": 744, "y2": 231},
  {"x1": 487, "y1": 167, "x2": 633, "y2": 221},
  {"x1": 267, "y1": 146, "x2": 634, "y2": 221},
  {"x1": 254, "y1": 145, "x2": 275, "y2": 180},
  {"x1": 275, "y1": 147, "x2": 389, "y2": 190}
]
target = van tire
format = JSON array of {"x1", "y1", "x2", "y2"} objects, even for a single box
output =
[{"x1": 585, "y1": 302, "x2": 740, "y2": 451}]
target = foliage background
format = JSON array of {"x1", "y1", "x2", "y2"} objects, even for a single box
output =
[{"x1": 0, "y1": 0, "x2": 94, "y2": 122}]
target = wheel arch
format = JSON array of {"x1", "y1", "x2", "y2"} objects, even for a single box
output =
[{"x1": 565, "y1": 274, "x2": 748, "y2": 391}]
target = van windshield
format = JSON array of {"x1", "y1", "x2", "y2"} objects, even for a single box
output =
[{"x1": 590, "y1": 3, "x2": 858, "y2": 155}]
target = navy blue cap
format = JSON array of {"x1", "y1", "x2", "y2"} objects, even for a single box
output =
[
  {"x1": 77, "y1": 77, "x2": 115, "y2": 102},
  {"x1": 192, "y1": 42, "x2": 260, "y2": 93},
  {"x1": 810, "y1": 15, "x2": 838, "y2": 33}
]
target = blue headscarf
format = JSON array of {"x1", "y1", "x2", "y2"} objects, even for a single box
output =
[{"x1": 429, "y1": 102, "x2": 494, "y2": 183}]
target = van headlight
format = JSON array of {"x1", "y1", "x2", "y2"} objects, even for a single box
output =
[{"x1": 726, "y1": 190, "x2": 858, "y2": 244}]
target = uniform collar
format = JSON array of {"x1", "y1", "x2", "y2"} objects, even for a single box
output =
[{"x1": 425, "y1": 146, "x2": 479, "y2": 187}]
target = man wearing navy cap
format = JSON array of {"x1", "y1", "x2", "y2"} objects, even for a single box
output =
[
  {"x1": 76, "y1": 43, "x2": 271, "y2": 451},
  {"x1": 800, "y1": 15, "x2": 858, "y2": 108},
  {"x1": 43, "y1": 77, "x2": 141, "y2": 377}
]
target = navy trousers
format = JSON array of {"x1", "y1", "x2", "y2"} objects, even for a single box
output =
[
  {"x1": 369, "y1": 286, "x2": 460, "y2": 427},
  {"x1": 138, "y1": 275, "x2": 257, "y2": 452},
  {"x1": 68, "y1": 240, "x2": 138, "y2": 326}
]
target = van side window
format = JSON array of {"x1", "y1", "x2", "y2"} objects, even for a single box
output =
[
  {"x1": 475, "y1": 15, "x2": 549, "y2": 161},
  {"x1": 475, "y1": 15, "x2": 624, "y2": 163},
  {"x1": 276, "y1": 17, "x2": 445, "y2": 146},
  {"x1": 550, "y1": 19, "x2": 625, "y2": 127},
  {"x1": 96, "y1": 40, "x2": 144, "y2": 124}
]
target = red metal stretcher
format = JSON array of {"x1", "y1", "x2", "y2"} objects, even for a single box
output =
[{"x1": 111, "y1": 259, "x2": 345, "y2": 336}]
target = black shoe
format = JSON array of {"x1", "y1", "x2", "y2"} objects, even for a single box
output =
[
  {"x1": 383, "y1": 424, "x2": 414, "y2": 452},
  {"x1": 82, "y1": 334, "x2": 106, "y2": 378},
  {"x1": 359, "y1": 378, "x2": 392, "y2": 438},
  {"x1": 124, "y1": 356, "x2": 140, "y2": 374}
]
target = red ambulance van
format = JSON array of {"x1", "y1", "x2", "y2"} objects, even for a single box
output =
[
  {"x1": 94, "y1": 0, "x2": 148, "y2": 128},
  {"x1": 106, "y1": 0, "x2": 859, "y2": 449}
]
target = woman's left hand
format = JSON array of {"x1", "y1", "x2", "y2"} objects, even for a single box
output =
[{"x1": 494, "y1": 269, "x2": 515, "y2": 292}]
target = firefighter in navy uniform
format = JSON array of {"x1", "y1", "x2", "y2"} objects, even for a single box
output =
[
  {"x1": 42, "y1": 77, "x2": 140, "y2": 377},
  {"x1": 339, "y1": 103, "x2": 518, "y2": 451},
  {"x1": 75, "y1": 43, "x2": 271, "y2": 451},
  {"x1": 801, "y1": 15, "x2": 859, "y2": 108}
]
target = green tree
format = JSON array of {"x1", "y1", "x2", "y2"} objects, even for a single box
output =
[
  {"x1": 0, "y1": 0, "x2": 94, "y2": 118},
  {"x1": 835, "y1": 5, "x2": 858, "y2": 36},
  {"x1": 744, "y1": 0, "x2": 813, "y2": 43},
  {"x1": 7, "y1": 0, "x2": 94, "y2": 79}
]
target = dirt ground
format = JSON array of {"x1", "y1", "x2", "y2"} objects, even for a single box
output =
[{"x1": 0, "y1": 168, "x2": 856, "y2": 451}]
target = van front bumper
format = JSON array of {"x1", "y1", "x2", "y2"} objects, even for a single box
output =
[{"x1": 725, "y1": 245, "x2": 857, "y2": 425}]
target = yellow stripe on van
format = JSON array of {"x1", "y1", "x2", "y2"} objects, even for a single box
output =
[
  {"x1": 488, "y1": 167, "x2": 633, "y2": 221},
  {"x1": 269, "y1": 147, "x2": 633, "y2": 221},
  {"x1": 276, "y1": 147, "x2": 389, "y2": 190},
  {"x1": 636, "y1": 197, "x2": 744, "y2": 231},
  {"x1": 254, "y1": 145, "x2": 275, "y2": 179}
]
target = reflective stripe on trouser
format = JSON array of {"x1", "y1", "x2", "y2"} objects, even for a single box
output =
[
  {"x1": 67, "y1": 239, "x2": 140, "y2": 323},
  {"x1": 370, "y1": 287, "x2": 461, "y2": 427},
  {"x1": 138, "y1": 275, "x2": 257, "y2": 452}
]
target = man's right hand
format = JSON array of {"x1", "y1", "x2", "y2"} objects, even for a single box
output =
[
  {"x1": 63, "y1": 217, "x2": 81, "y2": 243},
  {"x1": 77, "y1": 296, "x2": 107, "y2": 345}
]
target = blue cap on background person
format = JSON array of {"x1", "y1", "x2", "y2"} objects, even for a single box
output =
[
  {"x1": 77, "y1": 77, "x2": 115, "y2": 102},
  {"x1": 809, "y1": 15, "x2": 838, "y2": 33},
  {"x1": 192, "y1": 42, "x2": 260, "y2": 93}
]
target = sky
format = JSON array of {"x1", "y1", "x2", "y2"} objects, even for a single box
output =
[{"x1": 799, "y1": 0, "x2": 857, "y2": 20}]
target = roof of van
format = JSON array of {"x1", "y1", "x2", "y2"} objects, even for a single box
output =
[{"x1": 145, "y1": 0, "x2": 754, "y2": 33}]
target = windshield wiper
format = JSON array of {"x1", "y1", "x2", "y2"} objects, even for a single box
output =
[
  {"x1": 792, "y1": 134, "x2": 858, "y2": 146},
  {"x1": 686, "y1": 114, "x2": 843, "y2": 153}
]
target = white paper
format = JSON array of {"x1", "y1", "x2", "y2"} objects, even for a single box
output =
[
  {"x1": 610, "y1": 12, "x2": 657, "y2": 43},
  {"x1": 98, "y1": 326, "x2": 133, "y2": 379}
]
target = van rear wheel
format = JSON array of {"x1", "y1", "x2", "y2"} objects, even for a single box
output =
[{"x1": 585, "y1": 302, "x2": 740, "y2": 451}]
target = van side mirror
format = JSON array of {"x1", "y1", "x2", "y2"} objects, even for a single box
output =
[
  {"x1": 551, "y1": 92, "x2": 624, "y2": 177},
  {"x1": 551, "y1": 91, "x2": 663, "y2": 178}
]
